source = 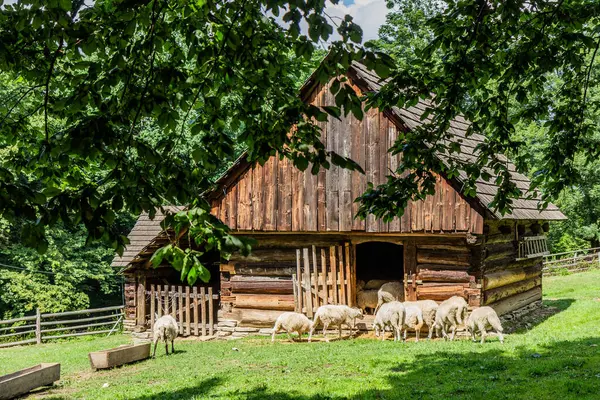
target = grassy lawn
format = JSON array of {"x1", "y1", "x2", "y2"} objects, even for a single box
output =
[{"x1": 1, "y1": 270, "x2": 599, "y2": 400}]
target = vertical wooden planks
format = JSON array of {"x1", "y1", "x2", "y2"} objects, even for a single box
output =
[
  {"x1": 304, "y1": 166, "x2": 318, "y2": 231},
  {"x1": 378, "y1": 115, "x2": 389, "y2": 232},
  {"x1": 344, "y1": 243, "x2": 352, "y2": 306},
  {"x1": 366, "y1": 108, "x2": 380, "y2": 232},
  {"x1": 208, "y1": 287, "x2": 214, "y2": 336},
  {"x1": 227, "y1": 185, "x2": 237, "y2": 230},
  {"x1": 388, "y1": 124, "x2": 401, "y2": 232},
  {"x1": 329, "y1": 246, "x2": 338, "y2": 304},
  {"x1": 178, "y1": 286, "x2": 184, "y2": 334},
  {"x1": 277, "y1": 156, "x2": 292, "y2": 230},
  {"x1": 303, "y1": 248, "x2": 313, "y2": 317},
  {"x1": 317, "y1": 87, "x2": 328, "y2": 232},
  {"x1": 325, "y1": 81, "x2": 340, "y2": 231},
  {"x1": 252, "y1": 165, "x2": 264, "y2": 230},
  {"x1": 200, "y1": 287, "x2": 207, "y2": 336},
  {"x1": 163, "y1": 285, "x2": 170, "y2": 316},
  {"x1": 185, "y1": 286, "x2": 191, "y2": 336},
  {"x1": 443, "y1": 180, "x2": 456, "y2": 231},
  {"x1": 320, "y1": 248, "x2": 328, "y2": 304},
  {"x1": 156, "y1": 285, "x2": 162, "y2": 317},
  {"x1": 264, "y1": 157, "x2": 278, "y2": 231},
  {"x1": 312, "y1": 246, "x2": 319, "y2": 308},
  {"x1": 171, "y1": 285, "x2": 177, "y2": 320},
  {"x1": 296, "y1": 249, "x2": 303, "y2": 313},
  {"x1": 150, "y1": 284, "x2": 155, "y2": 330},
  {"x1": 238, "y1": 172, "x2": 252, "y2": 230},
  {"x1": 291, "y1": 163, "x2": 305, "y2": 231},
  {"x1": 339, "y1": 93, "x2": 353, "y2": 232},
  {"x1": 136, "y1": 278, "x2": 145, "y2": 327},
  {"x1": 337, "y1": 245, "x2": 346, "y2": 304},
  {"x1": 351, "y1": 106, "x2": 366, "y2": 231},
  {"x1": 432, "y1": 175, "x2": 442, "y2": 232},
  {"x1": 193, "y1": 286, "x2": 199, "y2": 336}
]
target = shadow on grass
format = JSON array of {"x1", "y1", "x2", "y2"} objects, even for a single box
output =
[
  {"x1": 123, "y1": 337, "x2": 599, "y2": 400},
  {"x1": 502, "y1": 299, "x2": 575, "y2": 334}
]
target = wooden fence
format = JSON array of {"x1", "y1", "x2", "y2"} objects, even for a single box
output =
[
  {"x1": 0, "y1": 305, "x2": 123, "y2": 349},
  {"x1": 146, "y1": 285, "x2": 217, "y2": 336},
  {"x1": 543, "y1": 247, "x2": 600, "y2": 274}
]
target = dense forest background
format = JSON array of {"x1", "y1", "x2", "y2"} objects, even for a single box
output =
[{"x1": 1, "y1": 0, "x2": 598, "y2": 319}]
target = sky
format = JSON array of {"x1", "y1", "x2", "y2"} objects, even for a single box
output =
[{"x1": 325, "y1": 0, "x2": 390, "y2": 42}]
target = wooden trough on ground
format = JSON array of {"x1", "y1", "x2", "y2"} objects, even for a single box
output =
[
  {"x1": 0, "y1": 363, "x2": 60, "y2": 400},
  {"x1": 88, "y1": 342, "x2": 151, "y2": 370}
]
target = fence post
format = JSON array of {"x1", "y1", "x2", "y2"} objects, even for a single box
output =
[{"x1": 35, "y1": 308, "x2": 41, "y2": 345}]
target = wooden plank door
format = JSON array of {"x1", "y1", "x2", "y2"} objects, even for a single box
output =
[{"x1": 293, "y1": 243, "x2": 355, "y2": 315}]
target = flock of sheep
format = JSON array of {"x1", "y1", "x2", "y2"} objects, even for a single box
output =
[
  {"x1": 150, "y1": 279, "x2": 504, "y2": 356},
  {"x1": 271, "y1": 279, "x2": 505, "y2": 345}
]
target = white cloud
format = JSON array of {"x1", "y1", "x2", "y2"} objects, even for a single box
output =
[{"x1": 324, "y1": 0, "x2": 389, "y2": 43}]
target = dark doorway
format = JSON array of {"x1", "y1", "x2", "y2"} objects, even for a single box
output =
[{"x1": 355, "y1": 242, "x2": 404, "y2": 283}]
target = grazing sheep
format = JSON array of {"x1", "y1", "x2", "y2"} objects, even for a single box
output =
[
  {"x1": 433, "y1": 296, "x2": 468, "y2": 341},
  {"x1": 357, "y1": 280, "x2": 366, "y2": 291},
  {"x1": 465, "y1": 306, "x2": 504, "y2": 344},
  {"x1": 364, "y1": 279, "x2": 393, "y2": 290},
  {"x1": 308, "y1": 305, "x2": 364, "y2": 342},
  {"x1": 357, "y1": 289, "x2": 379, "y2": 315},
  {"x1": 375, "y1": 281, "x2": 404, "y2": 314},
  {"x1": 271, "y1": 312, "x2": 313, "y2": 343},
  {"x1": 152, "y1": 315, "x2": 178, "y2": 357},
  {"x1": 402, "y1": 305, "x2": 424, "y2": 342},
  {"x1": 373, "y1": 301, "x2": 405, "y2": 341},
  {"x1": 404, "y1": 300, "x2": 439, "y2": 340}
]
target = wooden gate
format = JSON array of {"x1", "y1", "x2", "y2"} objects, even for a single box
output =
[
  {"x1": 292, "y1": 244, "x2": 355, "y2": 317},
  {"x1": 145, "y1": 285, "x2": 217, "y2": 336}
]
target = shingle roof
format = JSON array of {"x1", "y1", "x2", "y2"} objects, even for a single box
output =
[
  {"x1": 111, "y1": 206, "x2": 185, "y2": 268},
  {"x1": 350, "y1": 62, "x2": 565, "y2": 221}
]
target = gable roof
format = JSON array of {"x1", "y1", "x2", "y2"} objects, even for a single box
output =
[
  {"x1": 348, "y1": 62, "x2": 564, "y2": 221},
  {"x1": 111, "y1": 206, "x2": 184, "y2": 268}
]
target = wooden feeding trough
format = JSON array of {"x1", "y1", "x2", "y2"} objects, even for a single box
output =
[
  {"x1": 88, "y1": 342, "x2": 151, "y2": 370},
  {"x1": 0, "y1": 363, "x2": 60, "y2": 400}
]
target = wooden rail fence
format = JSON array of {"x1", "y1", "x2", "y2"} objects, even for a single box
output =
[
  {"x1": 0, "y1": 305, "x2": 123, "y2": 349},
  {"x1": 543, "y1": 247, "x2": 600, "y2": 274},
  {"x1": 146, "y1": 285, "x2": 217, "y2": 336}
]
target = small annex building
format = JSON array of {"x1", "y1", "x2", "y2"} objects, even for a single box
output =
[{"x1": 112, "y1": 62, "x2": 565, "y2": 337}]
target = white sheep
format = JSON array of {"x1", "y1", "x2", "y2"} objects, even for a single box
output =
[
  {"x1": 373, "y1": 301, "x2": 405, "y2": 341},
  {"x1": 271, "y1": 312, "x2": 313, "y2": 343},
  {"x1": 433, "y1": 295, "x2": 468, "y2": 341},
  {"x1": 465, "y1": 306, "x2": 504, "y2": 344},
  {"x1": 402, "y1": 305, "x2": 424, "y2": 342},
  {"x1": 308, "y1": 305, "x2": 364, "y2": 342},
  {"x1": 357, "y1": 289, "x2": 379, "y2": 315},
  {"x1": 375, "y1": 281, "x2": 404, "y2": 314},
  {"x1": 403, "y1": 300, "x2": 439, "y2": 340},
  {"x1": 152, "y1": 314, "x2": 178, "y2": 357}
]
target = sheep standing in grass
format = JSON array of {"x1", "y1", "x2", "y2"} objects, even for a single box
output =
[
  {"x1": 357, "y1": 289, "x2": 379, "y2": 315},
  {"x1": 152, "y1": 315, "x2": 178, "y2": 357},
  {"x1": 402, "y1": 305, "x2": 424, "y2": 342},
  {"x1": 373, "y1": 301, "x2": 405, "y2": 341},
  {"x1": 375, "y1": 281, "x2": 404, "y2": 314},
  {"x1": 465, "y1": 306, "x2": 504, "y2": 344},
  {"x1": 433, "y1": 296, "x2": 468, "y2": 341},
  {"x1": 404, "y1": 300, "x2": 439, "y2": 340},
  {"x1": 271, "y1": 312, "x2": 313, "y2": 343},
  {"x1": 308, "y1": 305, "x2": 364, "y2": 342}
]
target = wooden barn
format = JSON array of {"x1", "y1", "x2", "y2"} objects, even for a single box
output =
[{"x1": 112, "y1": 62, "x2": 565, "y2": 337}]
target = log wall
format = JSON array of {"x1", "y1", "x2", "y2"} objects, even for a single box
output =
[
  {"x1": 412, "y1": 239, "x2": 482, "y2": 306},
  {"x1": 209, "y1": 77, "x2": 484, "y2": 235},
  {"x1": 482, "y1": 220, "x2": 546, "y2": 315}
]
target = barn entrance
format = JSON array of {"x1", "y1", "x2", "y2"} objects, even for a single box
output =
[{"x1": 355, "y1": 242, "x2": 404, "y2": 308}]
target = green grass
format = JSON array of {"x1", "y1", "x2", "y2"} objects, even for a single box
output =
[{"x1": 2, "y1": 270, "x2": 599, "y2": 400}]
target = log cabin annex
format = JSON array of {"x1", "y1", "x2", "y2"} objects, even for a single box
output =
[{"x1": 112, "y1": 63, "x2": 566, "y2": 336}]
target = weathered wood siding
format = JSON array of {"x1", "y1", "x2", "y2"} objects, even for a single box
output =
[
  {"x1": 210, "y1": 78, "x2": 484, "y2": 234},
  {"x1": 481, "y1": 221, "x2": 545, "y2": 315},
  {"x1": 403, "y1": 238, "x2": 482, "y2": 306}
]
